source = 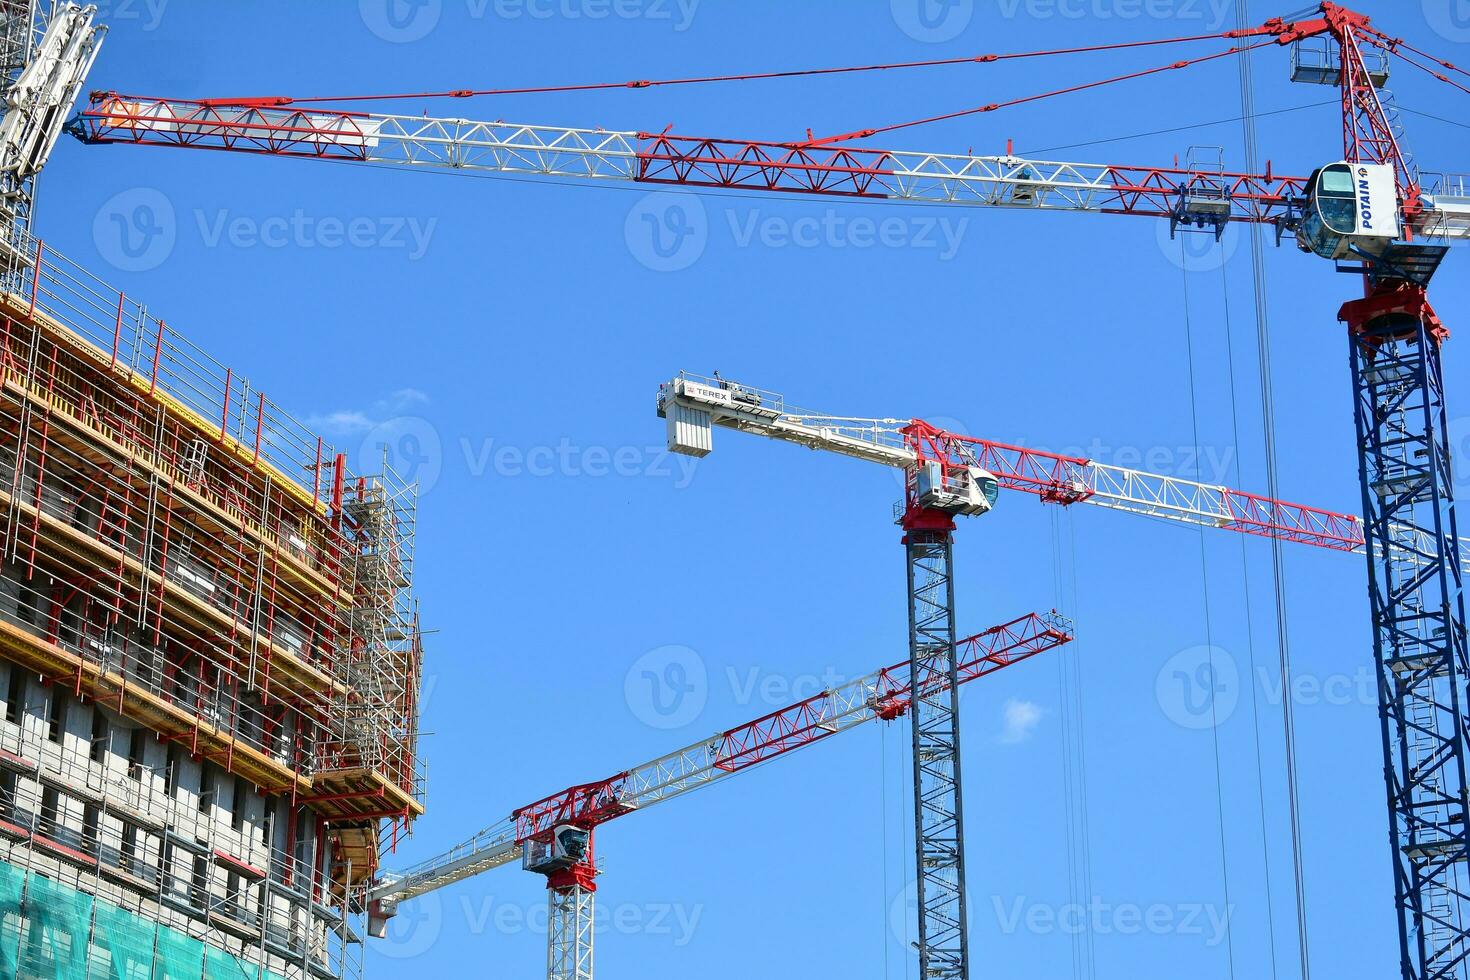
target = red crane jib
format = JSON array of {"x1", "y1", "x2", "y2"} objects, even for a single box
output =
[{"x1": 510, "y1": 612, "x2": 1071, "y2": 844}]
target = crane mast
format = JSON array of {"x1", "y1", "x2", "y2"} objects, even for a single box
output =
[
  {"x1": 1290, "y1": 7, "x2": 1470, "y2": 976},
  {"x1": 0, "y1": 2, "x2": 102, "y2": 238}
]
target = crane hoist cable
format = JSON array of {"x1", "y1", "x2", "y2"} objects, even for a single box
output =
[
  {"x1": 879, "y1": 720, "x2": 889, "y2": 980},
  {"x1": 1233, "y1": 8, "x2": 1310, "y2": 974},
  {"x1": 1049, "y1": 504, "x2": 1093, "y2": 980},
  {"x1": 174, "y1": 26, "x2": 1282, "y2": 109},
  {"x1": 1049, "y1": 508, "x2": 1083, "y2": 979},
  {"x1": 1066, "y1": 512, "x2": 1095, "y2": 980},
  {"x1": 1179, "y1": 234, "x2": 1238, "y2": 979},
  {"x1": 1218, "y1": 215, "x2": 1282, "y2": 980}
]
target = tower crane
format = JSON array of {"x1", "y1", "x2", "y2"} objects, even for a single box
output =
[
  {"x1": 653, "y1": 369, "x2": 1457, "y2": 978},
  {"x1": 365, "y1": 610, "x2": 1076, "y2": 980},
  {"x1": 362, "y1": 374, "x2": 1459, "y2": 980},
  {"x1": 52, "y1": 3, "x2": 1470, "y2": 976},
  {"x1": 0, "y1": 2, "x2": 103, "y2": 237}
]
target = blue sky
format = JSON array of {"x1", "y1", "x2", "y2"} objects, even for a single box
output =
[{"x1": 39, "y1": 1, "x2": 1470, "y2": 977}]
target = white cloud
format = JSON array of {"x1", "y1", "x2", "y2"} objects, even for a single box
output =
[
  {"x1": 306, "y1": 410, "x2": 376, "y2": 435},
  {"x1": 379, "y1": 388, "x2": 430, "y2": 413},
  {"x1": 1000, "y1": 699, "x2": 1042, "y2": 744},
  {"x1": 308, "y1": 390, "x2": 432, "y2": 437}
]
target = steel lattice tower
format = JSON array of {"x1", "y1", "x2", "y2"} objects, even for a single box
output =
[
  {"x1": 1351, "y1": 313, "x2": 1470, "y2": 979},
  {"x1": 905, "y1": 527, "x2": 969, "y2": 979},
  {"x1": 0, "y1": 1, "x2": 39, "y2": 234},
  {"x1": 548, "y1": 883, "x2": 596, "y2": 980}
]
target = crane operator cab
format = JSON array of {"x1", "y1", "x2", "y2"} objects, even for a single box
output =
[
  {"x1": 523, "y1": 824, "x2": 592, "y2": 875},
  {"x1": 1297, "y1": 161, "x2": 1400, "y2": 261},
  {"x1": 915, "y1": 462, "x2": 999, "y2": 518}
]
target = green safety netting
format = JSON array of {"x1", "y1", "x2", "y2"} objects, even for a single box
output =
[
  {"x1": 152, "y1": 925, "x2": 204, "y2": 980},
  {"x1": 90, "y1": 902, "x2": 156, "y2": 980},
  {"x1": 0, "y1": 859, "x2": 25, "y2": 977},
  {"x1": 17, "y1": 868, "x2": 94, "y2": 979},
  {"x1": 0, "y1": 861, "x2": 280, "y2": 980},
  {"x1": 204, "y1": 942, "x2": 261, "y2": 980}
]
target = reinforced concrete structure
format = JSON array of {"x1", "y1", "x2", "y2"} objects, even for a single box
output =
[{"x1": 0, "y1": 230, "x2": 424, "y2": 979}]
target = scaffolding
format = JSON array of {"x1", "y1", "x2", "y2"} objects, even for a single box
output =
[
  {"x1": 0, "y1": 711, "x2": 360, "y2": 979},
  {"x1": 0, "y1": 228, "x2": 424, "y2": 979}
]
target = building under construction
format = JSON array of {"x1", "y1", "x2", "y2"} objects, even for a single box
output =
[{"x1": 0, "y1": 230, "x2": 424, "y2": 977}]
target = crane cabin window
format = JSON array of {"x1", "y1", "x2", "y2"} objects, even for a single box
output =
[
  {"x1": 1299, "y1": 163, "x2": 1363, "y2": 259},
  {"x1": 1315, "y1": 164, "x2": 1358, "y2": 235}
]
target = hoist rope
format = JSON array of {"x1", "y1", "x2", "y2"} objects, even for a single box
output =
[
  {"x1": 1218, "y1": 222, "x2": 1282, "y2": 980},
  {"x1": 1234, "y1": 8, "x2": 1311, "y2": 976},
  {"x1": 1051, "y1": 510, "x2": 1085, "y2": 980},
  {"x1": 1066, "y1": 510, "x2": 1096, "y2": 980},
  {"x1": 1179, "y1": 235, "x2": 1238, "y2": 980},
  {"x1": 880, "y1": 720, "x2": 891, "y2": 980}
]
